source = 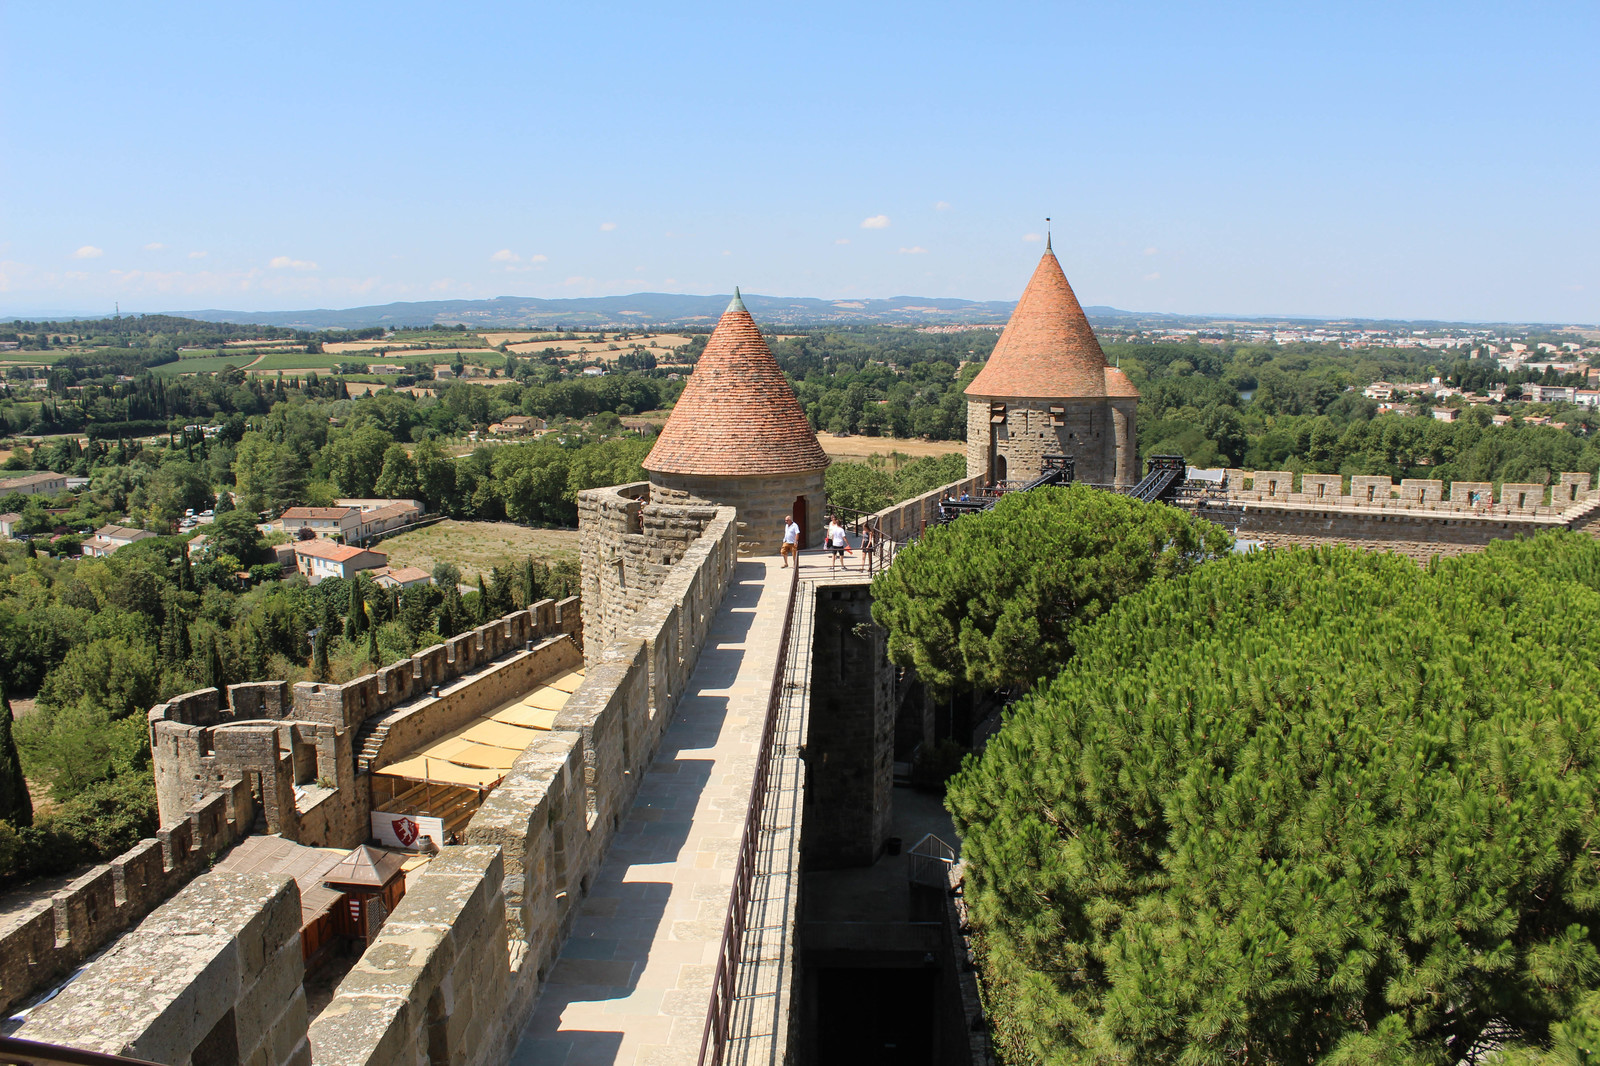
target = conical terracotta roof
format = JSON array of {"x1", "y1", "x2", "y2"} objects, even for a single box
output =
[
  {"x1": 644, "y1": 291, "x2": 830, "y2": 477},
  {"x1": 965, "y1": 248, "x2": 1115, "y2": 401}
]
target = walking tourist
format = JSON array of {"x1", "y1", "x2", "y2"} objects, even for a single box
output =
[
  {"x1": 781, "y1": 514, "x2": 799, "y2": 568},
  {"x1": 826, "y1": 517, "x2": 848, "y2": 571}
]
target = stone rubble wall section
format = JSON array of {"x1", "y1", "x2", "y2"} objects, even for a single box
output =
[
  {"x1": 308, "y1": 503, "x2": 740, "y2": 1066},
  {"x1": 0, "y1": 778, "x2": 255, "y2": 1019},
  {"x1": 14, "y1": 862, "x2": 306, "y2": 1066}
]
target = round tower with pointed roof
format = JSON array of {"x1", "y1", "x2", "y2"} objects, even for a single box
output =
[
  {"x1": 643, "y1": 290, "x2": 830, "y2": 553},
  {"x1": 964, "y1": 245, "x2": 1138, "y2": 487}
]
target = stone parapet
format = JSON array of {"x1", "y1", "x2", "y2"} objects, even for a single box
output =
[
  {"x1": 1219, "y1": 469, "x2": 1596, "y2": 516},
  {"x1": 310, "y1": 847, "x2": 507, "y2": 1066},
  {"x1": 0, "y1": 779, "x2": 254, "y2": 1018},
  {"x1": 867, "y1": 475, "x2": 986, "y2": 543},
  {"x1": 16, "y1": 867, "x2": 305, "y2": 1066}
]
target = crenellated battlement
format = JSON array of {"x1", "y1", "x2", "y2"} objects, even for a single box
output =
[{"x1": 0, "y1": 777, "x2": 256, "y2": 1018}]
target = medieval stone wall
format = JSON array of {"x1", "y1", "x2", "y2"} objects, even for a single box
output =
[
  {"x1": 300, "y1": 500, "x2": 741, "y2": 1066},
  {"x1": 309, "y1": 847, "x2": 508, "y2": 1066},
  {"x1": 14, "y1": 866, "x2": 308, "y2": 1066},
  {"x1": 867, "y1": 475, "x2": 987, "y2": 543},
  {"x1": 803, "y1": 585, "x2": 894, "y2": 868},
  {"x1": 0, "y1": 778, "x2": 255, "y2": 1019},
  {"x1": 151, "y1": 600, "x2": 581, "y2": 849},
  {"x1": 1196, "y1": 469, "x2": 1600, "y2": 562}
]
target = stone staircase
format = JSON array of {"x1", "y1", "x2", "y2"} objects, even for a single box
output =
[{"x1": 355, "y1": 715, "x2": 395, "y2": 774}]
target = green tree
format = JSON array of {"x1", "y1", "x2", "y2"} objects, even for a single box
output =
[
  {"x1": 373, "y1": 442, "x2": 419, "y2": 500},
  {"x1": 871, "y1": 485, "x2": 1231, "y2": 694},
  {"x1": 825, "y1": 461, "x2": 895, "y2": 514},
  {"x1": 950, "y1": 535, "x2": 1600, "y2": 1065}
]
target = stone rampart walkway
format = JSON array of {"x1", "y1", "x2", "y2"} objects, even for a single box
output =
[{"x1": 508, "y1": 557, "x2": 791, "y2": 1066}]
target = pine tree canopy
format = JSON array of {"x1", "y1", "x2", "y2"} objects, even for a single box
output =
[
  {"x1": 870, "y1": 485, "x2": 1233, "y2": 695},
  {"x1": 949, "y1": 533, "x2": 1600, "y2": 1064}
]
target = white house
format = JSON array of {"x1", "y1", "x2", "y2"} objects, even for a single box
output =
[
  {"x1": 371, "y1": 566, "x2": 432, "y2": 590},
  {"x1": 82, "y1": 524, "x2": 158, "y2": 557},
  {"x1": 281, "y1": 506, "x2": 363, "y2": 541},
  {"x1": 293, "y1": 541, "x2": 388, "y2": 585}
]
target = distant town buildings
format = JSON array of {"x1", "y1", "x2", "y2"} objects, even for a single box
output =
[
  {"x1": 0, "y1": 472, "x2": 67, "y2": 497},
  {"x1": 82, "y1": 524, "x2": 158, "y2": 557}
]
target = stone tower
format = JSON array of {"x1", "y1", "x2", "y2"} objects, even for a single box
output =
[
  {"x1": 964, "y1": 244, "x2": 1138, "y2": 487},
  {"x1": 643, "y1": 290, "x2": 830, "y2": 553}
]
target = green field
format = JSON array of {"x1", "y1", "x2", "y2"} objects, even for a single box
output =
[
  {"x1": 375, "y1": 520, "x2": 579, "y2": 583},
  {"x1": 251, "y1": 353, "x2": 342, "y2": 371},
  {"x1": 150, "y1": 355, "x2": 255, "y2": 376},
  {"x1": 0, "y1": 350, "x2": 91, "y2": 367}
]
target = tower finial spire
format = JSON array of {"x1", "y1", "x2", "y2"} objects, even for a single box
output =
[
  {"x1": 726, "y1": 286, "x2": 747, "y2": 314},
  {"x1": 1045, "y1": 217, "x2": 1052, "y2": 253}
]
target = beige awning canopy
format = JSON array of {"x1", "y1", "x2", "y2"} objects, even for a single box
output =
[{"x1": 374, "y1": 668, "x2": 583, "y2": 789}]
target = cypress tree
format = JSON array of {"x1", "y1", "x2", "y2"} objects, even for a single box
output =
[
  {"x1": 346, "y1": 579, "x2": 364, "y2": 640},
  {"x1": 476, "y1": 574, "x2": 489, "y2": 623},
  {"x1": 311, "y1": 630, "x2": 329, "y2": 681},
  {"x1": 0, "y1": 682, "x2": 33, "y2": 828},
  {"x1": 366, "y1": 624, "x2": 379, "y2": 668},
  {"x1": 520, "y1": 556, "x2": 537, "y2": 608}
]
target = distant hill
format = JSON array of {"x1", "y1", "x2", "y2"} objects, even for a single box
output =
[{"x1": 173, "y1": 292, "x2": 1034, "y2": 330}]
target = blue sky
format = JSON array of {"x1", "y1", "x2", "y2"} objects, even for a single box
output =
[{"x1": 1, "y1": 2, "x2": 1595, "y2": 322}]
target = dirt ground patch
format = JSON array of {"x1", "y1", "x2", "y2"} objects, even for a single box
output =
[
  {"x1": 816, "y1": 433, "x2": 965, "y2": 462},
  {"x1": 377, "y1": 520, "x2": 579, "y2": 583}
]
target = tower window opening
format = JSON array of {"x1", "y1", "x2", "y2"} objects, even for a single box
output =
[
  {"x1": 1049, "y1": 404, "x2": 1066, "y2": 428},
  {"x1": 990, "y1": 402, "x2": 1007, "y2": 425}
]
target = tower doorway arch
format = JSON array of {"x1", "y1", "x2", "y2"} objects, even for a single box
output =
[{"x1": 791, "y1": 495, "x2": 809, "y2": 548}]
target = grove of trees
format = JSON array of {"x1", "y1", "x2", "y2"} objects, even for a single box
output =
[{"x1": 949, "y1": 532, "x2": 1600, "y2": 1064}]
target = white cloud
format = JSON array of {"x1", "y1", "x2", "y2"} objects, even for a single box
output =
[
  {"x1": 860, "y1": 214, "x2": 891, "y2": 229},
  {"x1": 1022, "y1": 233, "x2": 1043, "y2": 243},
  {"x1": 491, "y1": 249, "x2": 519, "y2": 262},
  {"x1": 934, "y1": 201, "x2": 951, "y2": 211},
  {"x1": 269, "y1": 256, "x2": 318, "y2": 270},
  {"x1": 1143, "y1": 272, "x2": 1161, "y2": 281},
  {"x1": 430, "y1": 279, "x2": 454, "y2": 292},
  {"x1": 834, "y1": 238, "x2": 851, "y2": 245},
  {"x1": 74, "y1": 245, "x2": 104, "y2": 259},
  {"x1": 1144, "y1": 246, "x2": 1158, "y2": 256},
  {"x1": 898, "y1": 246, "x2": 928, "y2": 255},
  {"x1": 599, "y1": 222, "x2": 617, "y2": 232},
  {"x1": 529, "y1": 254, "x2": 548, "y2": 263},
  {"x1": 722, "y1": 250, "x2": 732, "y2": 256},
  {"x1": 188, "y1": 250, "x2": 207, "y2": 259},
  {"x1": 143, "y1": 242, "x2": 167, "y2": 252}
]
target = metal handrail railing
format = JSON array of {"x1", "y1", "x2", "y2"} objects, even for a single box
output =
[{"x1": 697, "y1": 559, "x2": 802, "y2": 1066}]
